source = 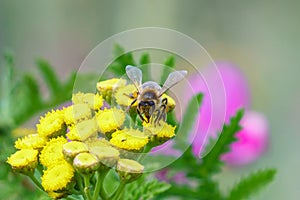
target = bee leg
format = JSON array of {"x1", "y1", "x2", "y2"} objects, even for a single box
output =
[
  {"x1": 158, "y1": 104, "x2": 167, "y2": 122},
  {"x1": 162, "y1": 97, "x2": 168, "y2": 106},
  {"x1": 154, "y1": 109, "x2": 161, "y2": 126},
  {"x1": 137, "y1": 109, "x2": 147, "y2": 123},
  {"x1": 126, "y1": 98, "x2": 137, "y2": 112}
]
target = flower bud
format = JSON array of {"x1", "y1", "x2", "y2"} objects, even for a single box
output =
[
  {"x1": 73, "y1": 152, "x2": 99, "y2": 175},
  {"x1": 116, "y1": 159, "x2": 144, "y2": 183},
  {"x1": 63, "y1": 141, "x2": 89, "y2": 162}
]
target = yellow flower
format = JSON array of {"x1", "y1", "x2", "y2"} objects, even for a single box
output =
[
  {"x1": 72, "y1": 92, "x2": 103, "y2": 110},
  {"x1": 14, "y1": 134, "x2": 47, "y2": 150},
  {"x1": 39, "y1": 137, "x2": 68, "y2": 168},
  {"x1": 110, "y1": 129, "x2": 149, "y2": 151},
  {"x1": 161, "y1": 94, "x2": 176, "y2": 112},
  {"x1": 96, "y1": 78, "x2": 126, "y2": 93},
  {"x1": 143, "y1": 121, "x2": 176, "y2": 144},
  {"x1": 66, "y1": 118, "x2": 98, "y2": 141},
  {"x1": 63, "y1": 104, "x2": 92, "y2": 125},
  {"x1": 96, "y1": 108, "x2": 126, "y2": 133},
  {"x1": 7, "y1": 149, "x2": 39, "y2": 174},
  {"x1": 41, "y1": 162, "x2": 74, "y2": 192},
  {"x1": 84, "y1": 137, "x2": 112, "y2": 149},
  {"x1": 47, "y1": 191, "x2": 66, "y2": 199},
  {"x1": 63, "y1": 141, "x2": 89, "y2": 162},
  {"x1": 115, "y1": 84, "x2": 138, "y2": 107},
  {"x1": 12, "y1": 128, "x2": 36, "y2": 138},
  {"x1": 36, "y1": 109, "x2": 66, "y2": 138}
]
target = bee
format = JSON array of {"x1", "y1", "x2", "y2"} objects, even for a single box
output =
[{"x1": 125, "y1": 65, "x2": 187, "y2": 124}]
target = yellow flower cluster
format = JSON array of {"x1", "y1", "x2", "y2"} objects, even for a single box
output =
[{"x1": 7, "y1": 77, "x2": 178, "y2": 198}]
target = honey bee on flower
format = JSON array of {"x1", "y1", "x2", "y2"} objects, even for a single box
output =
[{"x1": 125, "y1": 65, "x2": 187, "y2": 124}]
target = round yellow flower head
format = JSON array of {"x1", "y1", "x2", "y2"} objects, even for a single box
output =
[
  {"x1": 84, "y1": 137, "x2": 112, "y2": 149},
  {"x1": 89, "y1": 146, "x2": 120, "y2": 168},
  {"x1": 73, "y1": 152, "x2": 99, "y2": 174},
  {"x1": 39, "y1": 137, "x2": 68, "y2": 168},
  {"x1": 67, "y1": 118, "x2": 98, "y2": 141},
  {"x1": 47, "y1": 191, "x2": 67, "y2": 199},
  {"x1": 63, "y1": 141, "x2": 89, "y2": 162},
  {"x1": 7, "y1": 149, "x2": 39, "y2": 174},
  {"x1": 36, "y1": 109, "x2": 66, "y2": 138},
  {"x1": 115, "y1": 84, "x2": 138, "y2": 107},
  {"x1": 161, "y1": 94, "x2": 176, "y2": 112},
  {"x1": 110, "y1": 128, "x2": 149, "y2": 151},
  {"x1": 14, "y1": 134, "x2": 47, "y2": 150},
  {"x1": 64, "y1": 104, "x2": 92, "y2": 125},
  {"x1": 96, "y1": 78, "x2": 126, "y2": 93},
  {"x1": 143, "y1": 121, "x2": 176, "y2": 145},
  {"x1": 41, "y1": 162, "x2": 74, "y2": 192},
  {"x1": 96, "y1": 108, "x2": 126, "y2": 133},
  {"x1": 72, "y1": 92, "x2": 103, "y2": 110},
  {"x1": 117, "y1": 158, "x2": 144, "y2": 183}
]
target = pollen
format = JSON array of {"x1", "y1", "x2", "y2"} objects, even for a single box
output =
[
  {"x1": 115, "y1": 84, "x2": 138, "y2": 107},
  {"x1": 7, "y1": 149, "x2": 39, "y2": 173},
  {"x1": 96, "y1": 108, "x2": 126, "y2": 133},
  {"x1": 110, "y1": 128, "x2": 149, "y2": 151},
  {"x1": 96, "y1": 78, "x2": 126, "y2": 93},
  {"x1": 41, "y1": 162, "x2": 74, "y2": 192},
  {"x1": 66, "y1": 118, "x2": 98, "y2": 141},
  {"x1": 39, "y1": 137, "x2": 68, "y2": 168},
  {"x1": 143, "y1": 121, "x2": 176, "y2": 139},
  {"x1": 36, "y1": 109, "x2": 66, "y2": 138},
  {"x1": 63, "y1": 104, "x2": 92, "y2": 125},
  {"x1": 161, "y1": 94, "x2": 176, "y2": 112},
  {"x1": 14, "y1": 134, "x2": 47, "y2": 150},
  {"x1": 72, "y1": 92, "x2": 103, "y2": 110}
]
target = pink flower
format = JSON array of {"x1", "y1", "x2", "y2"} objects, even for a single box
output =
[
  {"x1": 221, "y1": 111, "x2": 269, "y2": 166},
  {"x1": 188, "y1": 61, "x2": 269, "y2": 166}
]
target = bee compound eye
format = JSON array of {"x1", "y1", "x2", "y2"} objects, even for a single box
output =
[{"x1": 149, "y1": 101, "x2": 155, "y2": 106}]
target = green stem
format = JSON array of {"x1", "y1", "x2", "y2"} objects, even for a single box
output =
[
  {"x1": 111, "y1": 181, "x2": 126, "y2": 200},
  {"x1": 83, "y1": 175, "x2": 92, "y2": 200},
  {"x1": 93, "y1": 170, "x2": 108, "y2": 200},
  {"x1": 28, "y1": 173, "x2": 43, "y2": 191},
  {"x1": 76, "y1": 173, "x2": 87, "y2": 200}
]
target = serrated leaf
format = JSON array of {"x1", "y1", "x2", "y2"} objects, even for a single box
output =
[
  {"x1": 227, "y1": 169, "x2": 276, "y2": 200},
  {"x1": 198, "y1": 110, "x2": 244, "y2": 177},
  {"x1": 125, "y1": 179, "x2": 171, "y2": 200},
  {"x1": 36, "y1": 59, "x2": 62, "y2": 95},
  {"x1": 139, "y1": 53, "x2": 151, "y2": 81},
  {"x1": 173, "y1": 93, "x2": 203, "y2": 150},
  {"x1": 160, "y1": 55, "x2": 175, "y2": 84},
  {"x1": 23, "y1": 74, "x2": 42, "y2": 106}
]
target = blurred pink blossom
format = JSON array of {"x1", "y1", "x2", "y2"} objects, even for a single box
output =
[
  {"x1": 221, "y1": 111, "x2": 269, "y2": 166},
  {"x1": 188, "y1": 61, "x2": 269, "y2": 166}
]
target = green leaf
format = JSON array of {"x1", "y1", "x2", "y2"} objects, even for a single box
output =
[
  {"x1": 108, "y1": 44, "x2": 136, "y2": 76},
  {"x1": 173, "y1": 93, "x2": 203, "y2": 150},
  {"x1": 139, "y1": 53, "x2": 151, "y2": 81},
  {"x1": 160, "y1": 55, "x2": 175, "y2": 84},
  {"x1": 23, "y1": 74, "x2": 42, "y2": 106},
  {"x1": 125, "y1": 179, "x2": 171, "y2": 200},
  {"x1": 227, "y1": 169, "x2": 276, "y2": 200},
  {"x1": 198, "y1": 110, "x2": 244, "y2": 177},
  {"x1": 36, "y1": 59, "x2": 62, "y2": 95},
  {"x1": 139, "y1": 53, "x2": 150, "y2": 65}
]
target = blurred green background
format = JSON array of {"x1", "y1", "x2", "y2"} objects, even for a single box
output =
[{"x1": 0, "y1": 1, "x2": 299, "y2": 199}]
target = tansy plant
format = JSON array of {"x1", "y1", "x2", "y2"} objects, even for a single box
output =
[
  {"x1": 6, "y1": 65, "x2": 179, "y2": 200},
  {"x1": 4, "y1": 45, "x2": 276, "y2": 200}
]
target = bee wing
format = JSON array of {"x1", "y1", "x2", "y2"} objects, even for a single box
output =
[
  {"x1": 159, "y1": 70, "x2": 187, "y2": 97},
  {"x1": 125, "y1": 65, "x2": 142, "y2": 91}
]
